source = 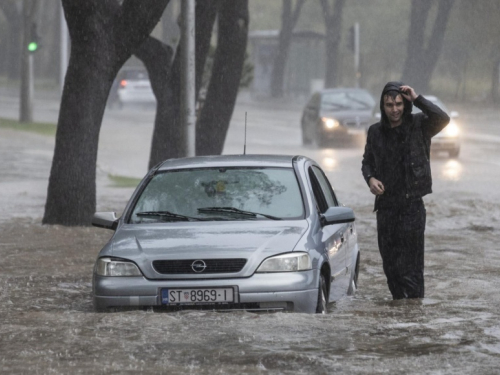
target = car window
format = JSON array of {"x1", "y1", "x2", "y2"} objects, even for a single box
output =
[
  {"x1": 321, "y1": 90, "x2": 375, "y2": 110},
  {"x1": 309, "y1": 166, "x2": 338, "y2": 213},
  {"x1": 129, "y1": 167, "x2": 304, "y2": 223},
  {"x1": 119, "y1": 69, "x2": 149, "y2": 81}
]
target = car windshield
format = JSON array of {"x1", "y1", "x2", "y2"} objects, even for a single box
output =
[
  {"x1": 129, "y1": 167, "x2": 304, "y2": 223},
  {"x1": 321, "y1": 91, "x2": 375, "y2": 111}
]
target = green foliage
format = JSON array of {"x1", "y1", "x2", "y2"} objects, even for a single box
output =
[
  {"x1": 107, "y1": 174, "x2": 141, "y2": 188},
  {"x1": 0, "y1": 117, "x2": 56, "y2": 136}
]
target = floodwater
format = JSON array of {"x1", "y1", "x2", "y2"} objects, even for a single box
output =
[{"x1": 1, "y1": 102, "x2": 500, "y2": 374}]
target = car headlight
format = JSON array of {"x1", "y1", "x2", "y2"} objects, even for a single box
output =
[
  {"x1": 321, "y1": 117, "x2": 340, "y2": 129},
  {"x1": 256, "y1": 252, "x2": 312, "y2": 273},
  {"x1": 95, "y1": 258, "x2": 142, "y2": 277},
  {"x1": 442, "y1": 121, "x2": 459, "y2": 137}
]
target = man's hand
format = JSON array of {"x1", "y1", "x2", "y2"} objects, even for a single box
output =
[
  {"x1": 400, "y1": 85, "x2": 418, "y2": 102},
  {"x1": 369, "y1": 177, "x2": 385, "y2": 195}
]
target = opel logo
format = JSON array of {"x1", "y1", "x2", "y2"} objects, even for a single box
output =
[{"x1": 191, "y1": 260, "x2": 207, "y2": 273}]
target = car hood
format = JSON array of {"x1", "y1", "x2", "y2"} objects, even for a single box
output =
[
  {"x1": 105, "y1": 221, "x2": 309, "y2": 279},
  {"x1": 320, "y1": 109, "x2": 373, "y2": 124}
]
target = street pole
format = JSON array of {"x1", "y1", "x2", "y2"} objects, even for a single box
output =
[
  {"x1": 20, "y1": 0, "x2": 33, "y2": 123},
  {"x1": 60, "y1": 2, "x2": 69, "y2": 94},
  {"x1": 354, "y1": 22, "x2": 360, "y2": 88},
  {"x1": 181, "y1": 0, "x2": 196, "y2": 157}
]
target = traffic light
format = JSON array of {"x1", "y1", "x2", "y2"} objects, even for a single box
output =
[{"x1": 27, "y1": 23, "x2": 40, "y2": 53}]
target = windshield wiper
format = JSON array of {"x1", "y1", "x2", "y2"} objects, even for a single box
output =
[
  {"x1": 136, "y1": 211, "x2": 208, "y2": 222},
  {"x1": 197, "y1": 207, "x2": 282, "y2": 220}
]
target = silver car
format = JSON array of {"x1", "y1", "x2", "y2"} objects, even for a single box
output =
[
  {"x1": 412, "y1": 95, "x2": 461, "y2": 158},
  {"x1": 92, "y1": 155, "x2": 360, "y2": 313},
  {"x1": 301, "y1": 88, "x2": 376, "y2": 147}
]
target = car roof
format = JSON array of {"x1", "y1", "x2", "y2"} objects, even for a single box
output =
[{"x1": 156, "y1": 154, "x2": 311, "y2": 171}]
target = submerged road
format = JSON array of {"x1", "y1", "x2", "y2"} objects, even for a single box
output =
[{"x1": 0, "y1": 91, "x2": 500, "y2": 374}]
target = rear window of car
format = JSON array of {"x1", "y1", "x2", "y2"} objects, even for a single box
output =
[
  {"x1": 129, "y1": 167, "x2": 305, "y2": 223},
  {"x1": 120, "y1": 69, "x2": 149, "y2": 81}
]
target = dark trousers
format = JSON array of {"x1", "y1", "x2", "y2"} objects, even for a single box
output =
[{"x1": 376, "y1": 198, "x2": 426, "y2": 299}]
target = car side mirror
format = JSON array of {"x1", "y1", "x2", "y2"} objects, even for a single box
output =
[
  {"x1": 450, "y1": 111, "x2": 459, "y2": 118},
  {"x1": 92, "y1": 212, "x2": 118, "y2": 230},
  {"x1": 320, "y1": 206, "x2": 355, "y2": 226}
]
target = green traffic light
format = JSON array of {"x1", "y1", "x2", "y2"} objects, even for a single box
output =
[{"x1": 28, "y1": 42, "x2": 38, "y2": 52}]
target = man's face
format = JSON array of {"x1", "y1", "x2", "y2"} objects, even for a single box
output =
[{"x1": 383, "y1": 94, "x2": 404, "y2": 126}]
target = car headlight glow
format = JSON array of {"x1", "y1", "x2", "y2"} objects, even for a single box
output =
[
  {"x1": 321, "y1": 117, "x2": 340, "y2": 129},
  {"x1": 96, "y1": 258, "x2": 142, "y2": 277},
  {"x1": 256, "y1": 252, "x2": 312, "y2": 273},
  {"x1": 442, "y1": 121, "x2": 459, "y2": 137}
]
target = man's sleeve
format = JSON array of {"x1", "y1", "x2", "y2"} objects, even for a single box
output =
[
  {"x1": 361, "y1": 125, "x2": 376, "y2": 186},
  {"x1": 413, "y1": 95, "x2": 450, "y2": 138}
]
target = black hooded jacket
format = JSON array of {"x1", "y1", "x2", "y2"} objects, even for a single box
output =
[{"x1": 361, "y1": 81, "x2": 450, "y2": 208}]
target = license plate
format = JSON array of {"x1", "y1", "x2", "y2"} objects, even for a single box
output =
[{"x1": 161, "y1": 287, "x2": 235, "y2": 305}]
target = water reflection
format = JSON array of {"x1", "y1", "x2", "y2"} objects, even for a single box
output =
[
  {"x1": 440, "y1": 159, "x2": 463, "y2": 180},
  {"x1": 320, "y1": 150, "x2": 339, "y2": 171}
]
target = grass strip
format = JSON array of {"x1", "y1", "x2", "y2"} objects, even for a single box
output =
[
  {"x1": 0, "y1": 117, "x2": 56, "y2": 136},
  {"x1": 107, "y1": 174, "x2": 142, "y2": 188}
]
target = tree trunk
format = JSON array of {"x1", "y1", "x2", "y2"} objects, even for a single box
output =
[
  {"x1": 270, "y1": 0, "x2": 304, "y2": 98},
  {"x1": 195, "y1": 0, "x2": 249, "y2": 156},
  {"x1": 402, "y1": 0, "x2": 431, "y2": 87},
  {"x1": 418, "y1": 0, "x2": 454, "y2": 93},
  {"x1": 43, "y1": 0, "x2": 170, "y2": 226},
  {"x1": 147, "y1": 0, "x2": 218, "y2": 168},
  {"x1": 321, "y1": 0, "x2": 346, "y2": 88},
  {"x1": 402, "y1": 0, "x2": 453, "y2": 93},
  {"x1": 134, "y1": 37, "x2": 174, "y2": 170}
]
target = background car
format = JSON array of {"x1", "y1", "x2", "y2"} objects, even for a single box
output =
[
  {"x1": 301, "y1": 88, "x2": 376, "y2": 147},
  {"x1": 92, "y1": 155, "x2": 360, "y2": 314},
  {"x1": 412, "y1": 95, "x2": 461, "y2": 158},
  {"x1": 108, "y1": 67, "x2": 155, "y2": 108}
]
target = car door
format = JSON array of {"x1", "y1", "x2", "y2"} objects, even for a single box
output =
[{"x1": 308, "y1": 165, "x2": 350, "y2": 300}]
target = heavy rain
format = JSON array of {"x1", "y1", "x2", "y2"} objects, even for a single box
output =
[{"x1": 1, "y1": 0, "x2": 500, "y2": 374}]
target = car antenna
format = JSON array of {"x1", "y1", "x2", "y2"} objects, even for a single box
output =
[{"x1": 244, "y1": 112, "x2": 247, "y2": 155}]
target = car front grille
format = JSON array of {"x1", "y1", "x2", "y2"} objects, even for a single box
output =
[
  {"x1": 343, "y1": 120, "x2": 370, "y2": 128},
  {"x1": 152, "y1": 259, "x2": 247, "y2": 274}
]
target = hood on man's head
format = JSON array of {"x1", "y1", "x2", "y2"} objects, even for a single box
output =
[{"x1": 379, "y1": 81, "x2": 413, "y2": 125}]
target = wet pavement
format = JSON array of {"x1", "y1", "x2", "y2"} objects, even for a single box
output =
[{"x1": 1, "y1": 93, "x2": 500, "y2": 374}]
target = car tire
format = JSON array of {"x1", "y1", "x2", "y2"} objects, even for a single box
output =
[
  {"x1": 315, "y1": 274, "x2": 328, "y2": 314},
  {"x1": 347, "y1": 254, "x2": 360, "y2": 296},
  {"x1": 314, "y1": 129, "x2": 326, "y2": 149},
  {"x1": 301, "y1": 125, "x2": 312, "y2": 145},
  {"x1": 449, "y1": 148, "x2": 460, "y2": 158}
]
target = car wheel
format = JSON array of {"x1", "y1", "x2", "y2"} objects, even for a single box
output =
[
  {"x1": 314, "y1": 129, "x2": 326, "y2": 149},
  {"x1": 347, "y1": 254, "x2": 360, "y2": 296},
  {"x1": 449, "y1": 148, "x2": 460, "y2": 158},
  {"x1": 315, "y1": 274, "x2": 328, "y2": 314},
  {"x1": 301, "y1": 124, "x2": 312, "y2": 145}
]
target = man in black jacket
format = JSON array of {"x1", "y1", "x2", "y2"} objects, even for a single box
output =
[{"x1": 361, "y1": 81, "x2": 450, "y2": 299}]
